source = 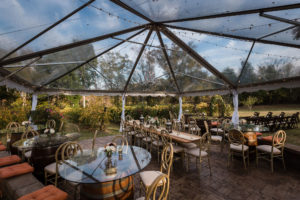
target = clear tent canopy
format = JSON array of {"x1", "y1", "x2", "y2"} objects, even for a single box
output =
[{"x1": 0, "y1": 0, "x2": 300, "y2": 97}]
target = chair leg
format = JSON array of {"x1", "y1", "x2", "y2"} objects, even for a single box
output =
[
  {"x1": 256, "y1": 149, "x2": 258, "y2": 168},
  {"x1": 243, "y1": 152, "x2": 247, "y2": 169},
  {"x1": 282, "y1": 154, "x2": 286, "y2": 170},
  {"x1": 44, "y1": 171, "x2": 48, "y2": 185},
  {"x1": 186, "y1": 155, "x2": 190, "y2": 172},
  {"x1": 247, "y1": 150, "x2": 250, "y2": 166},
  {"x1": 227, "y1": 150, "x2": 231, "y2": 167},
  {"x1": 271, "y1": 154, "x2": 274, "y2": 173},
  {"x1": 197, "y1": 158, "x2": 201, "y2": 177},
  {"x1": 207, "y1": 156, "x2": 212, "y2": 176}
]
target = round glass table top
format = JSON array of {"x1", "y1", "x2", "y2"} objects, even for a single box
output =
[
  {"x1": 227, "y1": 123, "x2": 269, "y2": 133},
  {"x1": 58, "y1": 146, "x2": 151, "y2": 184},
  {"x1": 12, "y1": 134, "x2": 68, "y2": 149}
]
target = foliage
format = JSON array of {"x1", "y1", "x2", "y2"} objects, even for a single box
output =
[
  {"x1": 31, "y1": 102, "x2": 64, "y2": 130},
  {"x1": 209, "y1": 95, "x2": 226, "y2": 117},
  {"x1": 241, "y1": 96, "x2": 260, "y2": 111},
  {"x1": 0, "y1": 97, "x2": 30, "y2": 129},
  {"x1": 78, "y1": 96, "x2": 110, "y2": 130}
]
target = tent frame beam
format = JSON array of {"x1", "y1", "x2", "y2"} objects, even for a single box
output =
[
  {"x1": 163, "y1": 24, "x2": 300, "y2": 49},
  {"x1": 159, "y1": 25, "x2": 235, "y2": 89},
  {"x1": 37, "y1": 28, "x2": 147, "y2": 90},
  {"x1": 123, "y1": 28, "x2": 153, "y2": 92},
  {"x1": 260, "y1": 13, "x2": 300, "y2": 26},
  {"x1": 0, "y1": 24, "x2": 149, "y2": 66},
  {"x1": 110, "y1": 0, "x2": 154, "y2": 23},
  {"x1": 0, "y1": 0, "x2": 95, "y2": 62},
  {"x1": 158, "y1": 3, "x2": 300, "y2": 23},
  {"x1": 155, "y1": 27, "x2": 181, "y2": 94}
]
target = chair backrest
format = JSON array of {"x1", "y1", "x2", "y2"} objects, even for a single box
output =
[
  {"x1": 145, "y1": 174, "x2": 170, "y2": 200},
  {"x1": 54, "y1": 142, "x2": 82, "y2": 186},
  {"x1": 21, "y1": 130, "x2": 39, "y2": 140},
  {"x1": 199, "y1": 132, "x2": 210, "y2": 153},
  {"x1": 272, "y1": 130, "x2": 286, "y2": 149},
  {"x1": 228, "y1": 129, "x2": 245, "y2": 148},
  {"x1": 222, "y1": 119, "x2": 231, "y2": 129},
  {"x1": 125, "y1": 115, "x2": 132, "y2": 121},
  {"x1": 6, "y1": 122, "x2": 21, "y2": 130},
  {"x1": 188, "y1": 117, "x2": 196, "y2": 125},
  {"x1": 188, "y1": 124, "x2": 201, "y2": 135},
  {"x1": 169, "y1": 111, "x2": 174, "y2": 121},
  {"x1": 204, "y1": 121, "x2": 209, "y2": 133},
  {"x1": 160, "y1": 130, "x2": 171, "y2": 146},
  {"x1": 60, "y1": 142, "x2": 83, "y2": 162},
  {"x1": 112, "y1": 135, "x2": 128, "y2": 153},
  {"x1": 160, "y1": 118, "x2": 167, "y2": 127},
  {"x1": 160, "y1": 143, "x2": 173, "y2": 177},
  {"x1": 46, "y1": 119, "x2": 56, "y2": 129}
]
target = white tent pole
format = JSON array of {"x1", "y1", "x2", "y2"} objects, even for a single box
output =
[
  {"x1": 178, "y1": 96, "x2": 182, "y2": 121},
  {"x1": 231, "y1": 90, "x2": 239, "y2": 127},
  {"x1": 119, "y1": 94, "x2": 126, "y2": 132},
  {"x1": 29, "y1": 94, "x2": 38, "y2": 121}
]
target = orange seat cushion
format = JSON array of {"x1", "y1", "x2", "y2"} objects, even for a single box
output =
[
  {"x1": 0, "y1": 145, "x2": 6, "y2": 151},
  {"x1": 0, "y1": 141, "x2": 2, "y2": 145},
  {"x1": 262, "y1": 136, "x2": 282, "y2": 143},
  {"x1": 0, "y1": 155, "x2": 21, "y2": 167},
  {"x1": 255, "y1": 132, "x2": 263, "y2": 136},
  {"x1": 18, "y1": 185, "x2": 68, "y2": 200},
  {"x1": 0, "y1": 163, "x2": 34, "y2": 179},
  {"x1": 211, "y1": 121, "x2": 220, "y2": 126}
]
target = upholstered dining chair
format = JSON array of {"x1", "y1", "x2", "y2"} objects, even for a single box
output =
[
  {"x1": 150, "y1": 129, "x2": 164, "y2": 162},
  {"x1": 227, "y1": 129, "x2": 249, "y2": 169},
  {"x1": 185, "y1": 132, "x2": 212, "y2": 176},
  {"x1": 256, "y1": 130, "x2": 286, "y2": 173},
  {"x1": 139, "y1": 143, "x2": 173, "y2": 196},
  {"x1": 136, "y1": 174, "x2": 170, "y2": 200}
]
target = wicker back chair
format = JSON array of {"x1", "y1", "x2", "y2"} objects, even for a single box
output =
[
  {"x1": 227, "y1": 129, "x2": 249, "y2": 169},
  {"x1": 46, "y1": 119, "x2": 56, "y2": 129},
  {"x1": 256, "y1": 130, "x2": 286, "y2": 173}
]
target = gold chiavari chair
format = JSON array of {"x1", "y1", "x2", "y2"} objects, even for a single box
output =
[{"x1": 256, "y1": 130, "x2": 286, "y2": 173}]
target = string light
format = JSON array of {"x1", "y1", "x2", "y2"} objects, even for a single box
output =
[{"x1": 175, "y1": 30, "x2": 300, "y2": 61}]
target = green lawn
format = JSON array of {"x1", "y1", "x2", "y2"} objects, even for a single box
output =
[
  {"x1": 238, "y1": 104, "x2": 300, "y2": 117},
  {"x1": 78, "y1": 123, "x2": 121, "y2": 141}
]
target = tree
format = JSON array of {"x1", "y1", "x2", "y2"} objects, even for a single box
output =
[{"x1": 241, "y1": 96, "x2": 260, "y2": 111}]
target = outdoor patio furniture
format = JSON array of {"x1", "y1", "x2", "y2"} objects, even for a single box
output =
[
  {"x1": 140, "y1": 143, "x2": 173, "y2": 195},
  {"x1": 45, "y1": 119, "x2": 56, "y2": 130},
  {"x1": 256, "y1": 130, "x2": 286, "y2": 173},
  {"x1": 19, "y1": 130, "x2": 39, "y2": 162},
  {"x1": 58, "y1": 145, "x2": 151, "y2": 199},
  {"x1": 136, "y1": 174, "x2": 170, "y2": 200},
  {"x1": 228, "y1": 129, "x2": 249, "y2": 169},
  {"x1": 188, "y1": 123, "x2": 201, "y2": 136},
  {"x1": 186, "y1": 132, "x2": 212, "y2": 176},
  {"x1": 17, "y1": 185, "x2": 68, "y2": 200}
]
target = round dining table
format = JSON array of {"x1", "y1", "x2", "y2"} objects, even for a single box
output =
[{"x1": 58, "y1": 145, "x2": 151, "y2": 200}]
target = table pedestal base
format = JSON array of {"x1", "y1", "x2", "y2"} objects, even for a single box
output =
[{"x1": 80, "y1": 176, "x2": 134, "y2": 200}]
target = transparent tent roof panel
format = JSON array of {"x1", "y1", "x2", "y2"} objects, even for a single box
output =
[
  {"x1": 46, "y1": 31, "x2": 149, "y2": 91},
  {"x1": 0, "y1": 0, "x2": 148, "y2": 60},
  {"x1": 0, "y1": 0, "x2": 88, "y2": 59},
  {"x1": 119, "y1": 0, "x2": 300, "y2": 22},
  {"x1": 166, "y1": 11, "x2": 300, "y2": 46},
  {"x1": 239, "y1": 43, "x2": 300, "y2": 85}
]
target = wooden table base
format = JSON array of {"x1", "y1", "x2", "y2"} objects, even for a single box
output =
[{"x1": 80, "y1": 176, "x2": 134, "y2": 200}]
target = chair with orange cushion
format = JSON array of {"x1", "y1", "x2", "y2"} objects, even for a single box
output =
[
  {"x1": 256, "y1": 130, "x2": 286, "y2": 173},
  {"x1": 17, "y1": 185, "x2": 68, "y2": 200}
]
